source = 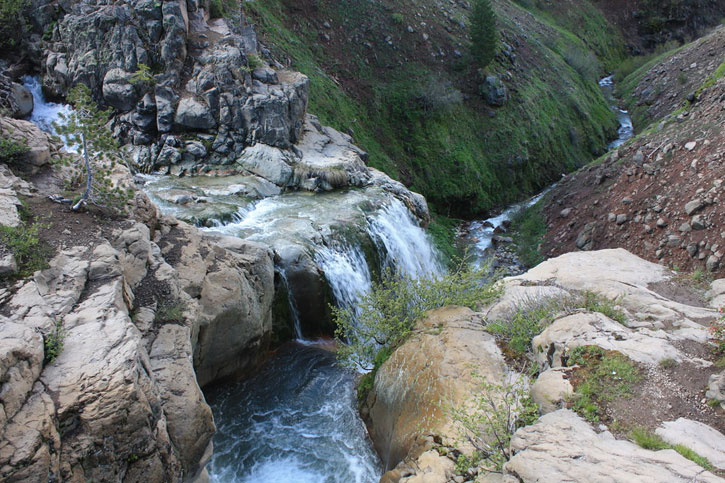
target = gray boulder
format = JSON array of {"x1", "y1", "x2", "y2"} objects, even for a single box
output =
[
  {"x1": 481, "y1": 75, "x2": 509, "y2": 107},
  {"x1": 175, "y1": 97, "x2": 217, "y2": 130},
  {"x1": 102, "y1": 68, "x2": 139, "y2": 111}
]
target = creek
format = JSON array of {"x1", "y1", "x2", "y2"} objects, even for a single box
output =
[{"x1": 23, "y1": 72, "x2": 631, "y2": 483}]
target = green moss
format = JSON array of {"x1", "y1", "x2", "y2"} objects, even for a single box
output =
[
  {"x1": 426, "y1": 214, "x2": 462, "y2": 267},
  {"x1": 242, "y1": 0, "x2": 619, "y2": 217}
]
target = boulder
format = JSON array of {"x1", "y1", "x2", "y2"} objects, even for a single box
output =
[
  {"x1": 655, "y1": 418, "x2": 725, "y2": 471},
  {"x1": 531, "y1": 368, "x2": 573, "y2": 414},
  {"x1": 9, "y1": 83, "x2": 33, "y2": 119},
  {"x1": 364, "y1": 306, "x2": 507, "y2": 471},
  {"x1": 0, "y1": 116, "x2": 61, "y2": 173},
  {"x1": 706, "y1": 370, "x2": 725, "y2": 410},
  {"x1": 481, "y1": 75, "x2": 509, "y2": 107},
  {"x1": 102, "y1": 68, "x2": 139, "y2": 111},
  {"x1": 175, "y1": 97, "x2": 217, "y2": 130},
  {"x1": 505, "y1": 409, "x2": 722, "y2": 482},
  {"x1": 236, "y1": 143, "x2": 295, "y2": 187}
]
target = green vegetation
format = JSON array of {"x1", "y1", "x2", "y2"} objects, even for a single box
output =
[
  {"x1": 334, "y1": 262, "x2": 501, "y2": 371},
  {"x1": 710, "y1": 308, "x2": 725, "y2": 355},
  {"x1": 426, "y1": 214, "x2": 462, "y2": 266},
  {"x1": 614, "y1": 41, "x2": 681, "y2": 83},
  {"x1": 695, "y1": 61, "x2": 725, "y2": 98},
  {"x1": 509, "y1": 200, "x2": 547, "y2": 267},
  {"x1": 391, "y1": 13, "x2": 404, "y2": 25},
  {"x1": 470, "y1": 0, "x2": 497, "y2": 69},
  {"x1": 54, "y1": 84, "x2": 132, "y2": 213},
  {"x1": 0, "y1": 209, "x2": 51, "y2": 278},
  {"x1": 241, "y1": 0, "x2": 618, "y2": 217},
  {"x1": 487, "y1": 296, "x2": 562, "y2": 358},
  {"x1": 129, "y1": 63, "x2": 156, "y2": 87},
  {"x1": 0, "y1": 0, "x2": 27, "y2": 49},
  {"x1": 658, "y1": 357, "x2": 678, "y2": 369},
  {"x1": 155, "y1": 302, "x2": 185, "y2": 323},
  {"x1": 44, "y1": 319, "x2": 67, "y2": 364},
  {"x1": 450, "y1": 373, "x2": 539, "y2": 471},
  {"x1": 487, "y1": 291, "x2": 626, "y2": 360},
  {"x1": 630, "y1": 427, "x2": 713, "y2": 470},
  {"x1": 0, "y1": 137, "x2": 29, "y2": 167},
  {"x1": 567, "y1": 346, "x2": 640, "y2": 422},
  {"x1": 210, "y1": 0, "x2": 236, "y2": 19}
]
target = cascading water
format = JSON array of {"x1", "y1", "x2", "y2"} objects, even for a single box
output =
[
  {"x1": 315, "y1": 244, "x2": 372, "y2": 314},
  {"x1": 367, "y1": 198, "x2": 443, "y2": 279},
  {"x1": 22, "y1": 76, "x2": 75, "y2": 151},
  {"x1": 278, "y1": 269, "x2": 304, "y2": 340}
]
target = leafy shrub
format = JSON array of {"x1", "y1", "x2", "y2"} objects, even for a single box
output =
[
  {"x1": 487, "y1": 296, "x2": 562, "y2": 358},
  {"x1": 130, "y1": 63, "x2": 156, "y2": 87},
  {"x1": 0, "y1": 0, "x2": 28, "y2": 49},
  {"x1": 449, "y1": 373, "x2": 539, "y2": 471},
  {"x1": 44, "y1": 319, "x2": 67, "y2": 364},
  {"x1": 710, "y1": 307, "x2": 725, "y2": 355},
  {"x1": 334, "y1": 261, "x2": 501, "y2": 371},
  {"x1": 509, "y1": 201, "x2": 546, "y2": 267},
  {"x1": 0, "y1": 217, "x2": 51, "y2": 278},
  {"x1": 391, "y1": 13, "x2": 404, "y2": 25},
  {"x1": 0, "y1": 137, "x2": 29, "y2": 167}
]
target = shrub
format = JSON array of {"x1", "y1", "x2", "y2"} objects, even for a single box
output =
[
  {"x1": 470, "y1": 0, "x2": 498, "y2": 69},
  {"x1": 44, "y1": 319, "x2": 67, "y2": 364},
  {"x1": 487, "y1": 296, "x2": 562, "y2": 358},
  {"x1": 0, "y1": 0, "x2": 27, "y2": 49},
  {"x1": 710, "y1": 307, "x2": 725, "y2": 355},
  {"x1": 0, "y1": 217, "x2": 51, "y2": 278},
  {"x1": 563, "y1": 45, "x2": 600, "y2": 83},
  {"x1": 0, "y1": 137, "x2": 29, "y2": 166},
  {"x1": 129, "y1": 63, "x2": 156, "y2": 87},
  {"x1": 334, "y1": 261, "x2": 501, "y2": 371},
  {"x1": 449, "y1": 373, "x2": 539, "y2": 471},
  {"x1": 391, "y1": 13, "x2": 404, "y2": 25}
]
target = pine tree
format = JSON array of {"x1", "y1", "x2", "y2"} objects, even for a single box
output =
[
  {"x1": 470, "y1": 0, "x2": 498, "y2": 69},
  {"x1": 54, "y1": 84, "x2": 131, "y2": 212}
]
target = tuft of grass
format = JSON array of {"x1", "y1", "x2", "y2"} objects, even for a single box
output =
[
  {"x1": 0, "y1": 217, "x2": 52, "y2": 279},
  {"x1": 630, "y1": 427, "x2": 713, "y2": 470},
  {"x1": 658, "y1": 358, "x2": 678, "y2": 369},
  {"x1": 44, "y1": 319, "x2": 67, "y2": 365},
  {"x1": 0, "y1": 137, "x2": 29, "y2": 166},
  {"x1": 568, "y1": 346, "x2": 640, "y2": 422},
  {"x1": 155, "y1": 302, "x2": 185, "y2": 323},
  {"x1": 580, "y1": 290, "x2": 627, "y2": 324},
  {"x1": 487, "y1": 296, "x2": 561, "y2": 358}
]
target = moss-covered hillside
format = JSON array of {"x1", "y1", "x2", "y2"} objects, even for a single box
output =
[{"x1": 240, "y1": 0, "x2": 626, "y2": 217}]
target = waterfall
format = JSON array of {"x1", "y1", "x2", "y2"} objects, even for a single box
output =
[
  {"x1": 22, "y1": 76, "x2": 76, "y2": 152},
  {"x1": 278, "y1": 269, "x2": 304, "y2": 340},
  {"x1": 367, "y1": 198, "x2": 443, "y2": 280},
  {"x1": 315, "y1": 244, "x2": 373, "y2": 317}
]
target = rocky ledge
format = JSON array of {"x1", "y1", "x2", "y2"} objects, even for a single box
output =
[
  {"x1": 366, "y1": 249, "x2": 725, "y2": 483},
  {"x1": 0, "y1": 119, "x2": 275, "y2": 481}
]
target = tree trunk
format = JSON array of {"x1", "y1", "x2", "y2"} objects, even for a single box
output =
[{"x1": 72, "y1": 133, "x2": 93, "y2": 211}]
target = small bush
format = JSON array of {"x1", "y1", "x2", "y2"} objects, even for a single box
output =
[
  {"x1": 449, "y1": 373, "x2": 539, "y2": 471},
  {"x1": 391, "y1": 13, "x2": 404, "y2": 25},
  {"x1": 155, "y1": 302, "x2": 185, "y2": 323},
  {"x1": 580, "y1": 290, "x2": 627, "y2": 324},
  {"x1": 710, "y1": 308, "x2": 725, "y2": 355},
  {"x1": 509, "y1": 201, "x2": 546, "y2": 268},
  {"x1": 0, "y1": 137, "x2": 29, "y2": 166},
  {"x1": 487, "y1": 296, "x2": 562, "y2": 358},
  {"x1": 130, "y1": 63, "x2": 156, "y2": 87},
  {"x1": 658, "y1": 358, "x2": 678, "y2": 369},
  {"x1": 0, "y1": 0, "x2": 27, "y2": 49},
  {"x1": 0, "y1": 217, "x2": 51, "y2": 278},
  {"x1": 44, "y1": 319, "x2": 67, "y2": 364},
  {"x1": 335, "y1": 261, "x2": 501, "y2": 371}
]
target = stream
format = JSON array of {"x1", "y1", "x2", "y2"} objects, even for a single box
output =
[{"x1": 23, "y1": 73, "x2": 632, "y2": 483}]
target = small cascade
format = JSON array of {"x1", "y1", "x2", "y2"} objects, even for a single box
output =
[
  {"x1": 367, "y1": 198, "x2": 443, "y2": 279},
  {"x1": 278, "y1": 269, "x2": 304, "y2": 340},
  {"x1": 22, "y1": 76, "x2": 76, "y2": 151}
]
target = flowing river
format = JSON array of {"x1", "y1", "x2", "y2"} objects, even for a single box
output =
[{"x1": 24, "y1": 73, "x2": 630, "y2": 483}]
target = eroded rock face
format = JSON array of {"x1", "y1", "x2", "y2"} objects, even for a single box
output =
[
  {"x1": 0, "y1": 187, "x2": 274, "y2": 480},
  {"x1": 363, "y1": 306, "x2": 507, "y2": 473},
  {"x1": 506, "y1": 410, "x2": 723, "y2": 482}
]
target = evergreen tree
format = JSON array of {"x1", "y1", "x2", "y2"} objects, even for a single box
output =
[
  {"x1": 54, "y1": 84, "x2": 131, "y2": 212},
  {"x1": 470, "y1": 0, "x2": 498, "y2": 69}
]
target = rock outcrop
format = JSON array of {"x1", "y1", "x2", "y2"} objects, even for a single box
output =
[
  {"x1": 363, "y1": 306, "x2": 507, "y2": 476},
  {"x1": 368, "y1": 249, "x2": 724, "y2": 482},
  {"x1": 506, "y1": 409, "x2": 723, "y2": 482},
  {"x1": 0, "y1": 165, "x2": 274, "y2": 481}
]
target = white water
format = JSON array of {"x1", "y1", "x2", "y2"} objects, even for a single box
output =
[
  {"x1": 278, "y1": 269, "x2": 304, "y2": 340},
  {"x1": 22, "y1": 76, "x2": 76, "y2": 152},
  {"x1": 367, "y1": 198, "x2": 444, "y2": 279},
  {"x1": 315, "y1": 244, "x2": 373, "y2": 315},
  {"x1": 599, "y1": 75, "x2": 634, "y2": 149}
]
